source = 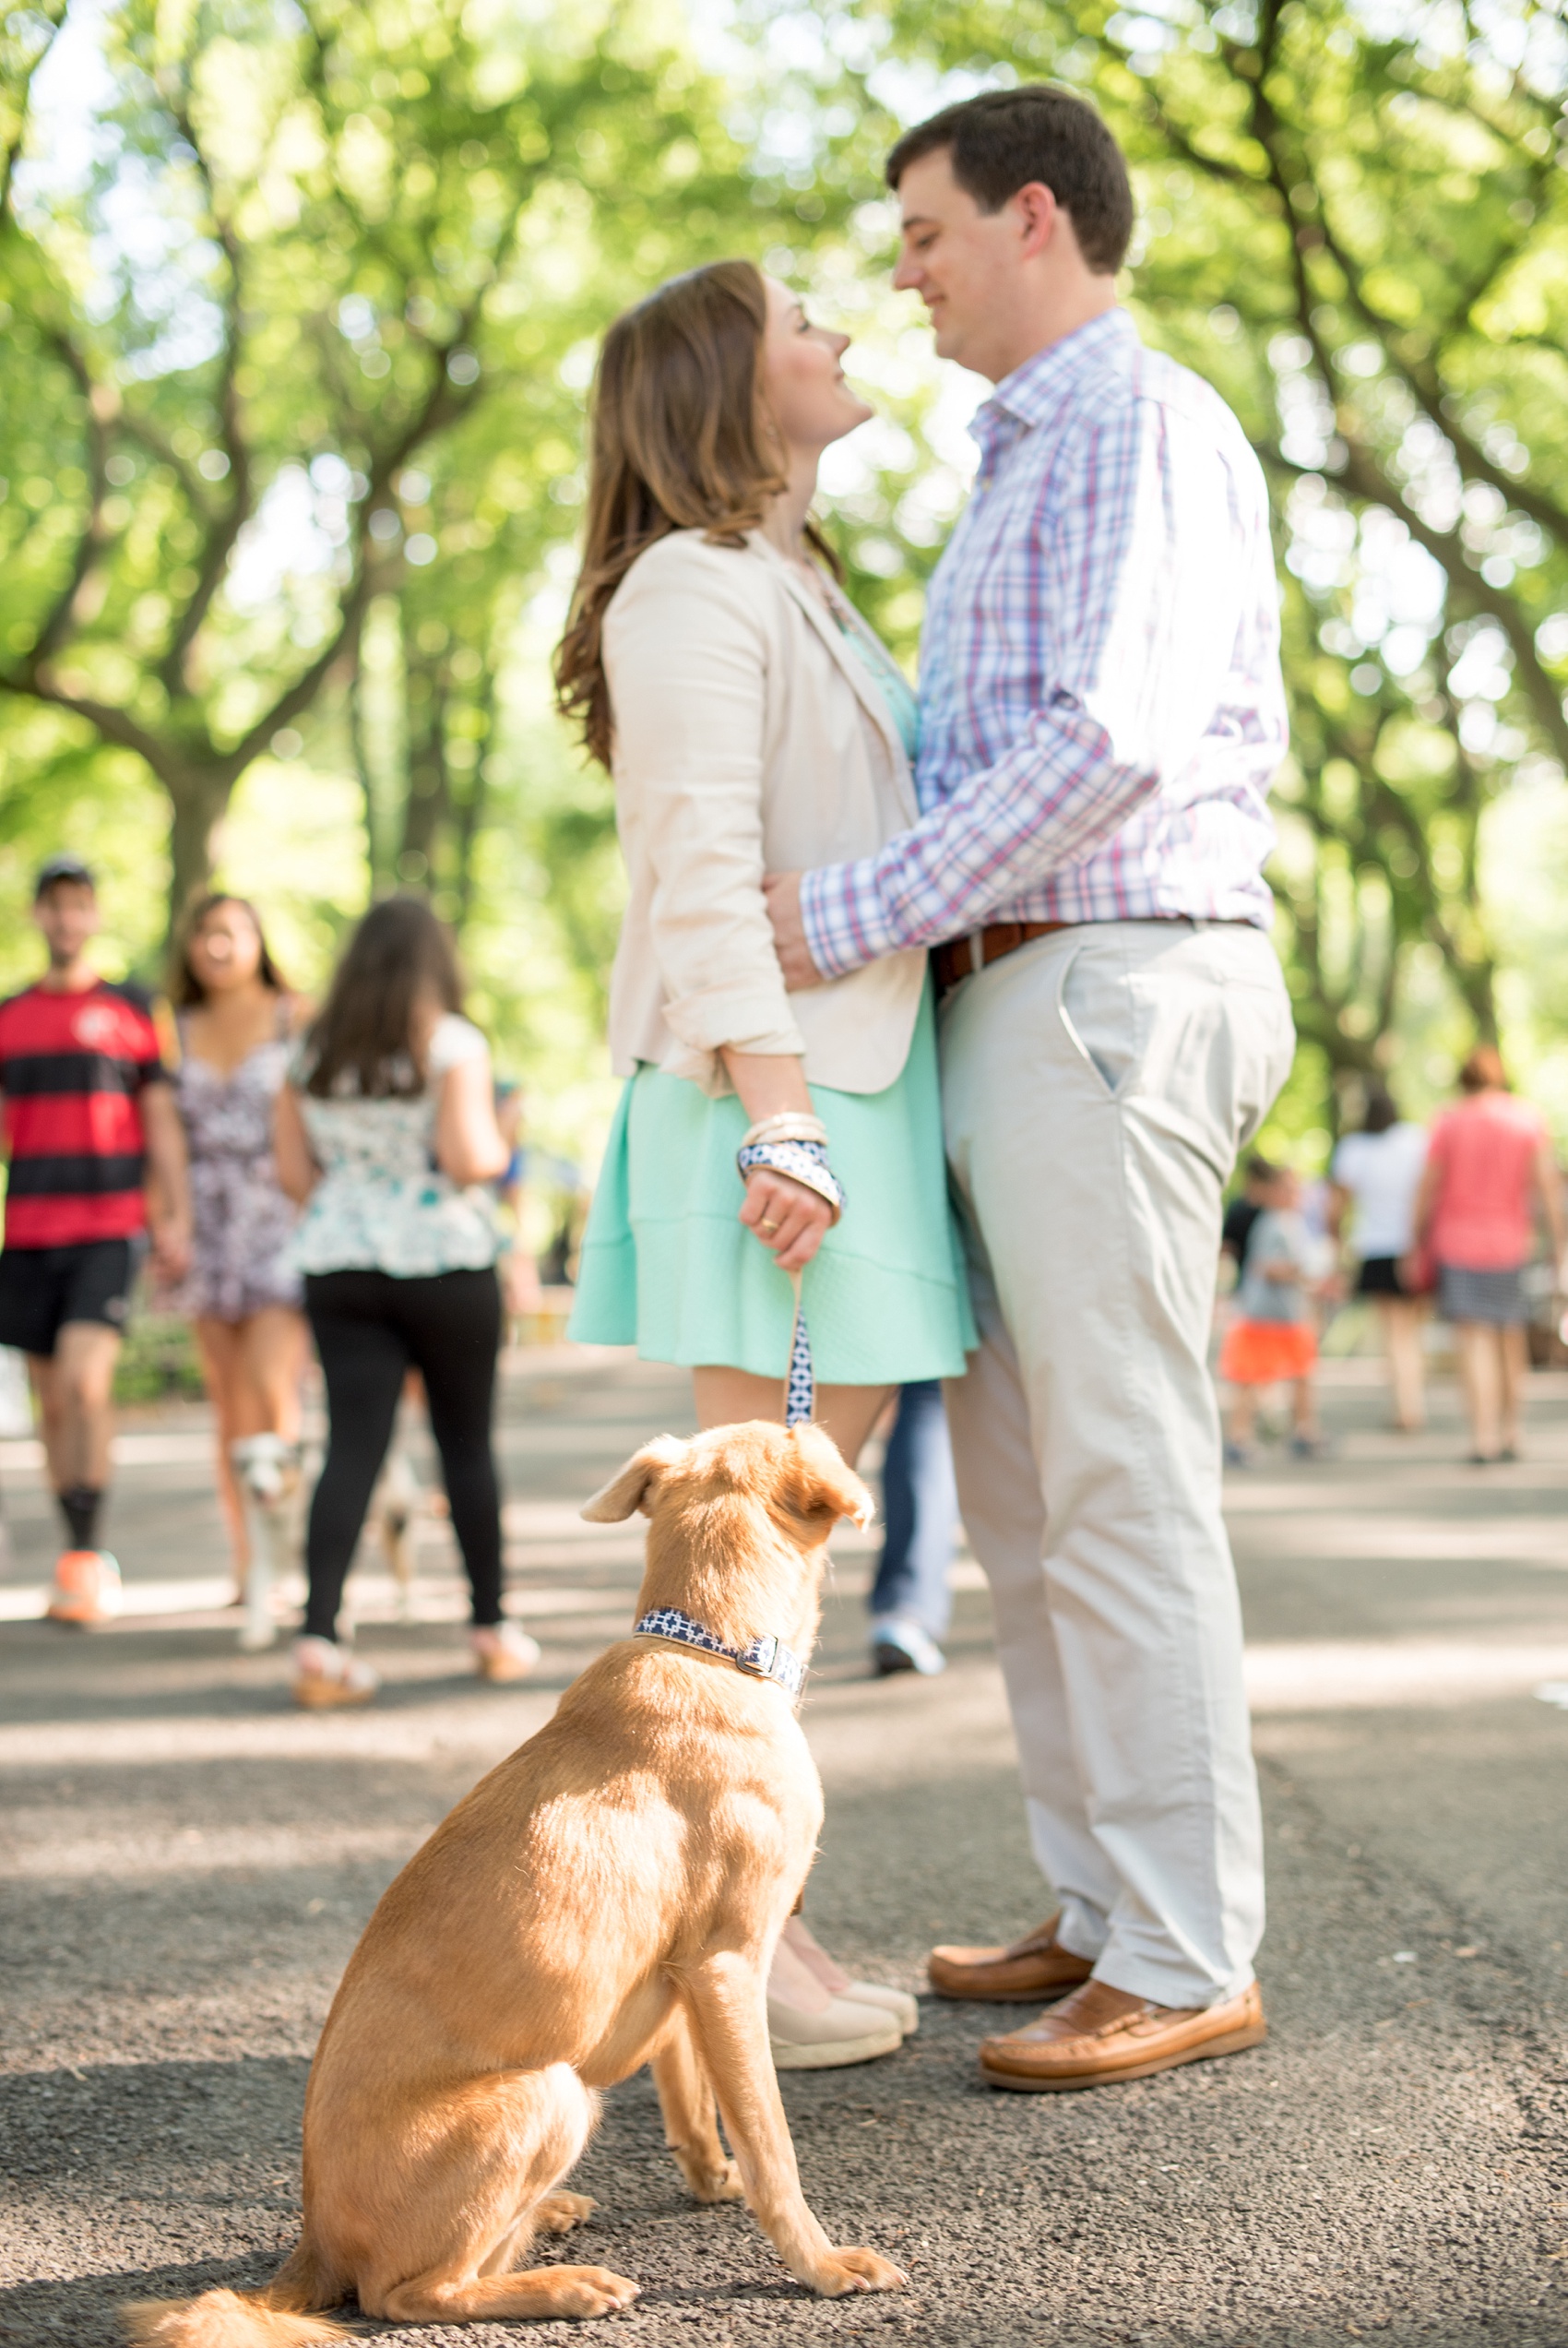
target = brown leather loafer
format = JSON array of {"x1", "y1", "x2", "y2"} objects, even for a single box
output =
[
  {"x1": 980, "y1": 1978, "x2": 1266, "y2": 2091},
  {"x1": 928, "y1": 1913, "x2": 1096, "y2": 2003}
]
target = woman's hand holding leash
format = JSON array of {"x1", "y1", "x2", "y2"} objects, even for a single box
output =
[
  {"x1": 719, "y1": 1054, "x2": 845, "y2": 1277},
  {"x1": 740, "y1": 1166, "x2": 834, "y2": 1272}
]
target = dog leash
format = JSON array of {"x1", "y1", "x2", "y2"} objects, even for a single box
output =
[{"x1": 785, "y1": 1269, "x2": 814, "y2": 1428}]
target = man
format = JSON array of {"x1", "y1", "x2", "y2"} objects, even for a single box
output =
[
  {"x1": 767, "y1": 86, "x2": 1296, "y2": 2088},
  {"x1": 0, "y1": 857, "x2": 191, "y2": 1624}
]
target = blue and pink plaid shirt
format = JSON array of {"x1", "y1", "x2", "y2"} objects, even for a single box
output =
[{"x1": 800, "y1": 308, "x2": 1285, "y2": 979}]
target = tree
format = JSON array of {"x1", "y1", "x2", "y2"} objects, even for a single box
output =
[{"x1": 0, "y1": 0, "x2": 753, "y2": 935}]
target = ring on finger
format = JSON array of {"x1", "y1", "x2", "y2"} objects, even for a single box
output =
[{"x1": 759, "y1": 1217, "x2": 779, "y2": 1234}]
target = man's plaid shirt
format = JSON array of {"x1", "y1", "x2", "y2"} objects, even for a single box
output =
[{"x1": 800, "y1": 308, "x2": 1285, "y2": 980}]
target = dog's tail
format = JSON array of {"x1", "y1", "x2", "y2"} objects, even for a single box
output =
[{"x1": 122, "y1": 2242, "x2": 348, "y2": 2347}]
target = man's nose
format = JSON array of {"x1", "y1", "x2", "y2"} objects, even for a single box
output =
[{"x1": 891, "y1": 252, "x2": 921, "y2": 292}]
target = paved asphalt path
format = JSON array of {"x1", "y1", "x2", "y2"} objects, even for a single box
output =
[{"x1": 3, "y1": 1346, "x2": 1568, "y2": 2346}]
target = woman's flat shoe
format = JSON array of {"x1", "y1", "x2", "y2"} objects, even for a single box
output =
[
  {"x1": 768, "y1": 1993, "x2": 903, "y2": 2070},
  {"x1": 471, "y1": 1622, "x2": 541, "y2": 1682},
  {"x1": 842, "y1": 1982, "x2": 920, "y2": 2035},
  {"x1": 291, "y1": 1635, "x2": 379, "y2": 1709}
]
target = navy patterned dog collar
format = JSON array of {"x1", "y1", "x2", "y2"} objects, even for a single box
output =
[{"x1": 634, "y1": 1605, "x2": 806, "y2": 1700}]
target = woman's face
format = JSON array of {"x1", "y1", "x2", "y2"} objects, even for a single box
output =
[
  {"x1": 760, "y1": 276, "x2": 873, "y2": 457},
  {"x1": 189, "y1": 901, "x2": 264, "y2": 995}
]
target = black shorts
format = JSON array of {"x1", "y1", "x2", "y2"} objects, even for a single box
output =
[
  {"x1": 0, "y1": 1238, "x2": 141, "y2": 1358},
  {"x1": 1357, "y1": 1255, "x2": 1408, "y2": 1298}
]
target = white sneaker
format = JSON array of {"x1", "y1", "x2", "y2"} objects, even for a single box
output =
[
  {"x1": 45, "y1": 1549, "x2": 122, "y2": 1627},
  {"x1": 870, "y1": 1617, "x2": 946, "y2": 1678},
  {"x1": 768, "y1": 1992, "x2": 903, "y2": 2070},
  {"x1": 291, "y1": 1635, "x2": 379, "y2": 1709},
  {"x1": 470, "y1": 1621, "x2": 541, "y2": 1683},
  {"x1": 841, "y1": 1982, "x2": 920, "y2": 2036}
]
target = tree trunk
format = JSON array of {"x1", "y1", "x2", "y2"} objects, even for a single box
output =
[{"x1": 164, "y1": 763, "x2": 240, "y2": 948}]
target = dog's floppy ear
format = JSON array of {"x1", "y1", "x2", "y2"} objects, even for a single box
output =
[
  {"x1": 580, "y1": 1434, "x2": 690, "y2": 1522},
  {"x1": 777, "y1": 1423, "x2": 875, "y2": 1532}
]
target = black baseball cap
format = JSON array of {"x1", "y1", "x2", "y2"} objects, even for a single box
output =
[{"x1": 33, "y1": 854, "x2": 96, "y2": 899}]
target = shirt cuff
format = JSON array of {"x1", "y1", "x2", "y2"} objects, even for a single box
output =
[
  {"x1": 661, "y1": 985, "x2": 806, "y2": 1059},
  {"x1": 800, "y1": 860, "x2": 896, "y2": 982}
]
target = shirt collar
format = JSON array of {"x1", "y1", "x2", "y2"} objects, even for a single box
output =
[{"x1": 973, "y1": 307, "x2": 1139, "y2": 448}]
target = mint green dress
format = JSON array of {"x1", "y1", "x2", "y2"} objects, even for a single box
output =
[{"x1": 568, "y1": 626, "x2": 975, "y2": 1386}]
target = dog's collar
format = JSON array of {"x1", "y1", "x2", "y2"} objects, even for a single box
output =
[{"x1": 633, "y1": 1606, "x2": 806, "y2": 1700}]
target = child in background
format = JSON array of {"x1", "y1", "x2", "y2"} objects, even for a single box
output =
[{"x1": 1219, "y1": 1165, "x2": 1329, "y2": 1465}]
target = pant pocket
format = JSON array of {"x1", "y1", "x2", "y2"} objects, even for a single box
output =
[{"x1": 1056, "y1": 939, "x2": 1140, "y2": 1101}]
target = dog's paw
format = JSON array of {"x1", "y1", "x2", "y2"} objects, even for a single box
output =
[
  {"x1": 551, "y1": 2266, "x2": 639, "y2": 2318},
  {"x1": 675, "y1": 2152, "x2": 744, "y2": 2204},
  {"x1": 812, "y1": 2247, "x2": 907, "y2": 2297},
  {"x1": 537, "y1": 2190, "x2": 597, "y2": 2234}
]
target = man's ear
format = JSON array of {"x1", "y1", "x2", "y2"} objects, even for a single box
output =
[
  {"x1": 776, "y1": 1423, "x2": 875, "y2": 1532},
  {"x1": 580, "y1": 1434, "x2": 689, "y2": 1523}
]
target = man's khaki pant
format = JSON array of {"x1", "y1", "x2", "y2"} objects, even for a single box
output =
[{"x1": 940, "y1": 920, "x2": 1296, "y2": 2008}]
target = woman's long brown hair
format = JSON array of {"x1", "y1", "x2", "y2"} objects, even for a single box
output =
[
  {"x1": 302, "y1": 896, "x2": 466, "y2": 1100},
  {"x1": 553, "y1": 258, "x2": 839, "y2": 769}
]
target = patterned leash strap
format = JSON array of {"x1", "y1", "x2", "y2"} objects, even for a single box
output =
[{"x1": 786, "y1": 1269, "x2": 814, "y2": 1428}]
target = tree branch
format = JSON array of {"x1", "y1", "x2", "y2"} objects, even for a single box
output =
[
  {"x1": 158, "y1": 83, "x2": 254, "y2": 692},
  {"x1": 0, "y1": 667, "x2": 178, "y2": 779},
  {"x1": 0, "y1": 1, "x2": 68, "y2": 233},
  {"x1": 26, "y1": 335, "x2": 117, "y2": 671},
  {"x1": 1304, "y1": 190, "x2": 1568, "y2": 547}
]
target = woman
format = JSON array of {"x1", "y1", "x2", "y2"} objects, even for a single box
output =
[
  {"x1": 555, "y1": 260, "x2": 973, "y2": 2068},
  {"x1": 1329, "y1": 1087, "x2": 1430, "y2": 1433},
  {"x1": 273, "y1": 898, "x2": 540, "y2": 1705},
  {"x1": 172, "y1": 894, "x2": 311, "y2": 1624},
  {"x1": 1408, "y1": 1046, "x2": 1564, "y2": 1463}
]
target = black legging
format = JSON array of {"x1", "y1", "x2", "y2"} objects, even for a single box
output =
[{"x1": 303, "y1": 1267, "x2": 504, "y2": 1641}]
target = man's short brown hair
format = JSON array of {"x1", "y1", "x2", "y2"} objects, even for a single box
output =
[{"x1": 885, "y1": 86, "x2": 1134, "y2": 275}]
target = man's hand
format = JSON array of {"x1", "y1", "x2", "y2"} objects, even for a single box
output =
[
  {"x1": 150, "y1": 1213, "x2": 192, "y2": 1284},
  {"x1": 763, "y1": 873, "x2": 823, "y2": 993}
]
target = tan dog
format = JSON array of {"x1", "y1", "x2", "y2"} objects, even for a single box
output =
[{"x1": 125, "y1": 1421, "x2": 905, "y2": 2344}]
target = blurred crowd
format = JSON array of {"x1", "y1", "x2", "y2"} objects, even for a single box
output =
[
  {"x1": 0, "y1": 858, "x2": 966, "y2": 1694},
  {"x1": 1217, "y1": 1051, "x2": 1566, "y2": 1468}
]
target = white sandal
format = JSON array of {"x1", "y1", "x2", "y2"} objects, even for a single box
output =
[
  {"x1": 839, "y1": 1982, "x2": 920, "y2": 2036},
  {"x1": 767, "y1": 1993, "x2": 903, "y2": 2070},
  {"x1": 470, "y1": 1622, "x2": 541, "y2": 1683},
  {"x1": 291, "y1": 1635, "x2": 379, "y2": 1709}
]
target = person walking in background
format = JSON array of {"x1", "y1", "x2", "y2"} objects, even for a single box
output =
[
  {"x1": 766, "y1": 88, "x2": 1296, "y2": 2088},
  {"x1": 1221, "y1": 1155, "x2": 1276, "y2": 1286},
  {"x1": 1329, "y1": 1087, "x2": 1429, "y2": 1433},
  {"x1": 1218, "y1": 1164, "x2": 1327, "y2": 1465},
  {"x1": 171, "y1": 893, "x2": 311, "y2": 1643},
  {"x1": 0, "y1": 856, "x2": 190, "y2": 1625},
  {"x1": 869, "y1": 1380, "x2": 958, "y2": 1677},
  {"x1": 272, "y1": 897, "x2": 540, "y2": 1705},
  {"x1": 555, "y1": 259, "x2": 971, "y2": 2069},
  {"x1": 1408, "y1": 1045, "x2": 1565, "y2": 1464}
]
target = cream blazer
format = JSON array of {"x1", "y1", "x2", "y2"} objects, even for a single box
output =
[{"x1": 600, "y1": 530, "x2": 927, "y2": 1098}]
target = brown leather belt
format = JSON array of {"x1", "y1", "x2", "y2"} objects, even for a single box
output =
[
  {"x1": 932, "y1": 920, "x2": 1077, "y2": 998},
  {"x1": 931, "y1": 914, "x2": 1242, "y2": 999}
]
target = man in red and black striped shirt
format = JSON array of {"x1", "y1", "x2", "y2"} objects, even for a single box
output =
[{"x1": 0, "y1": 857, "x2": 190, "y2": 1621}]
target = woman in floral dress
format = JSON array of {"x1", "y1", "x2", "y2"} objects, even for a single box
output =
[{"x1": 172, "y1": 894, "x2": 310, "y2": 1613}]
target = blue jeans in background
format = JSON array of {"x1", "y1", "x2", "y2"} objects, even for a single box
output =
[{"x1": 869, "y1": 1379, "x2": 957, "y2": 1641}]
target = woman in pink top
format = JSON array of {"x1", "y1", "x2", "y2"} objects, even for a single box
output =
[{"x1": 1408, "y1": 1046, "x2": 1564, "y2": 1462}]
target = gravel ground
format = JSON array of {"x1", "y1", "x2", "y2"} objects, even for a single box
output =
[{"x1": 3, "y1": 1349, "x2": 1568, "y2": 2345}]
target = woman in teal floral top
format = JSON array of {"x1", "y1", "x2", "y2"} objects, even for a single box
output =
[{"x1": 274, "y1": 899, "x2": 540, "y2": 1707}]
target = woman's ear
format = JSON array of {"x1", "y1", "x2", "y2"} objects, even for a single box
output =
[
  {"x1": 581, "y1": 1434, "x2": 690, "y2": 1523},
  {"x1": 775, "y1": 1424, "x2": 875, "y2": 1532}
]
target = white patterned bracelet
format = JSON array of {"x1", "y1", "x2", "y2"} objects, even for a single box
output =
[{"x1": 735, "y1": 1138, "x2": 846, "y2": 1225}]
